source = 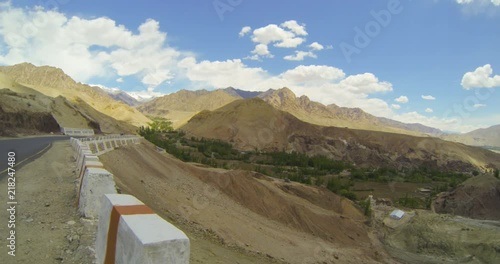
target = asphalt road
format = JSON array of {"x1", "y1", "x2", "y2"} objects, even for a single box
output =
[{"x1": 0, "y1": 136, "x2": 70, "y2": 174}]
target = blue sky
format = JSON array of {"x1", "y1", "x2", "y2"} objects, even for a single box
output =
[{"x1": 0, "y1": 0, "x2": 499, "y2": 132}]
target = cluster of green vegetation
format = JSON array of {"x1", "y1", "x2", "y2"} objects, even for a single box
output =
[
  {"x1": 495, "y1": 169, "x2": 500, "y2": 179},
  {"x1": 358, "y1": 199, "x2": 372, "y2": 217},
  {"x1": 138, "y1": 123, "x2": 474, "y2": 205},
  {"x1": 397, "y1": 193, "x2": 426, "y2": 209},
  {"x1": 350, "y1": 166, "x2": 468, "y2": 188}
]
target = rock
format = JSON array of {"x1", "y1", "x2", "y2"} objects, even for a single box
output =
[
  {"x1": 66, "y1": 220, "x2": 76, "y2": 225},
  {"x1": 45, "y1": 202, "x2": 50, "y2": 207},
  {"x1": 25, "y1": 218, "x2": 34, "y2": 223},
  {"x1": 66, "y1": 234, "x2": 80, "y2": 243}
]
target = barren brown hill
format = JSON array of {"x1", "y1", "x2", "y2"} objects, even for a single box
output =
[
  {"x1": 181, "y1": 98, "x2": 500, "y2": 171},
  {"x1": 443, "y1": 124, "x2": 500, "y2": 148},
  {"x1": 433, "y1": 175, "x2": 500, "y2": 221},
  {"x1": 99, "y1": 141, "x2": 397, "y2": 264},
  {"x1": 0, "y1": 63, "x2": 150, "y2": 127},
  {"x1": 0, "y1": 73, "x2": 136, "y2": 135},
  {"x1": 258, "y1": 87, "x2": 433, "y2": 137},
  {"x1": 137, "y1": 89, "x2": 240, "y2": 128}
]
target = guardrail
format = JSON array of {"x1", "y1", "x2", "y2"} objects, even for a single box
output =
[
  {"x1": 61, "y1": 127, "x2": 95, "y2": 136},
  {"x1": 69, "y1": 136, "x2": 190, "y2": 263},
  {"x1": 72, "y1": 135, "x2": 142, "y2": 156}
]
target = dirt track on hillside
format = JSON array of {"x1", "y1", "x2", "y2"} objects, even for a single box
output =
[{"x1": 99, "y1": 141, "x2": 398, "y2": 264}]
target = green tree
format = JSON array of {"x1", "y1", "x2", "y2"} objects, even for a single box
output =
[
  {"x1": 359, "y1": 199, "x2": 371, "y2": 217},
  {"x1": 148, "y1": 117, "x2": 173, "y2": 133},
  {"x1": 495, "y1": 169, "x2": 499, "y2": 179}
]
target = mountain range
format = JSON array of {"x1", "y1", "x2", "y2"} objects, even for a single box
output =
[
  {"x1": 3, "y1": 62, "x2": 488, "y2": 148},
  {"x1": 180, "y1": 98, "x2": 500, "y2": 172}
]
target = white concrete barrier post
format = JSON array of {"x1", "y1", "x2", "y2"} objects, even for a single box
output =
[
  {"x1": 78, "y1": 160, "x2": 104, "y2": 180},
  {"x1": 79, "y1": 168, "x2": 117, "y2": 218},
  {"x1": 96, "y1": 194, "x2": 190, "y2": 264},
  {"x1": 77, "y1": 154, "x2": 99, "y2": 173}
]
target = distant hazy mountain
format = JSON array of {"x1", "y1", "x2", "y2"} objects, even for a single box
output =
[
  {"x1": 223, "y1": 87, "x2": 262, "y2": 99},
  {"x1": 443, "y1": 124, "x2": 500, "y2": 148},
  {"x1": 92, "y1": 84, "x2": 141, "y2": 106},
  {"x1": 377, "y1": 117, "x2": 445, "y2": 137},
  {"x1": 109, "y1": 91, "x2": 141, "y2": 106}
]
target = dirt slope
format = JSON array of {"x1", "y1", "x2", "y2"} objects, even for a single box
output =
[
  {"x1": 0, "y1": 62, "x2": 150, "y2": 127},
  {"x1": 181, "y1": 98, "x2": 500, "y2": 171},
  {"x1": 0, "y1": 85, "x2": 137, "y2": 135},
  {"x1": 99, "y1": 142, "x2": 397, "y2": 264},
  {"x1": 433, "y1": 175, "x2": 500, "y2": 221}
]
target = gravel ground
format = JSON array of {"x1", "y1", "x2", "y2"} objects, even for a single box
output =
[{"x1": 0, "y1": 141, "x2": 95, "y2": 264}]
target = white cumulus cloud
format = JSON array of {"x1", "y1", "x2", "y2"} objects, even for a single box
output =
[
  {"x1": 395, "y1": 96, "x2": 409, "y2": 104},
  {"x1": 283, "y1": 51, "x2": 316, "y2": 61},
  {"x1": 239, "y1": 26, "x2": 251, "y2": 37},
  {"x1": 456, "y1": 0, "x2": 500, "y2": 6},
  {"x1": 392, "y1": 104, "x2": 401, "y2": 109},
  {"x1": 425, "y1": 108, "x2": 433, "y2": 113},
  {"x1": 177, "y1": 57, "x2": 269, "y2": 89},
  {"x1": 473, "y1": 103, "x2": 487, "y2": 108},
  {"x1": 421, "y1": 95, "x2": 436, "y2": 100},
  {"x1": 309, "y1": 42, "x2": 324, "y2": 51},
  {"x1": 241, "y1": 20, "x2": 316, "y2": 60},
  {"x1": 280, "y1": 65, "x2": 345, "y2": 84},
  {"x1": 252, "y1": 44, "x2": 273, "y2": 57},
  {"x1": 280, "y1": 20, "x2": 307, "y2": 36},
  {"x1": 461, "y1": 64, "x2": 500, "y2": 89},
  {"x1": 0, "y1": 3, "x2": 181, "y2": 92}
]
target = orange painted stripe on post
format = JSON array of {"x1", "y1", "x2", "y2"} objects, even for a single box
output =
[
  {"x1": 104, "y1": 205, "x2": 155, "y2": 264},
  {"x1": 78, "y1": 163, "x2": 104, "y2": 180}
]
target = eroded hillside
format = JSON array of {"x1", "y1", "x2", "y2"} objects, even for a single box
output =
[
  {"x1": 181, "y1": 98, "x2": 500, "y2": 172},
  {"x1": 99, "y1": 141, "x2": 397, "y2": 264},
  {"x1": 0, "y1": 63, "x2": 150, "y2": 127}
]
